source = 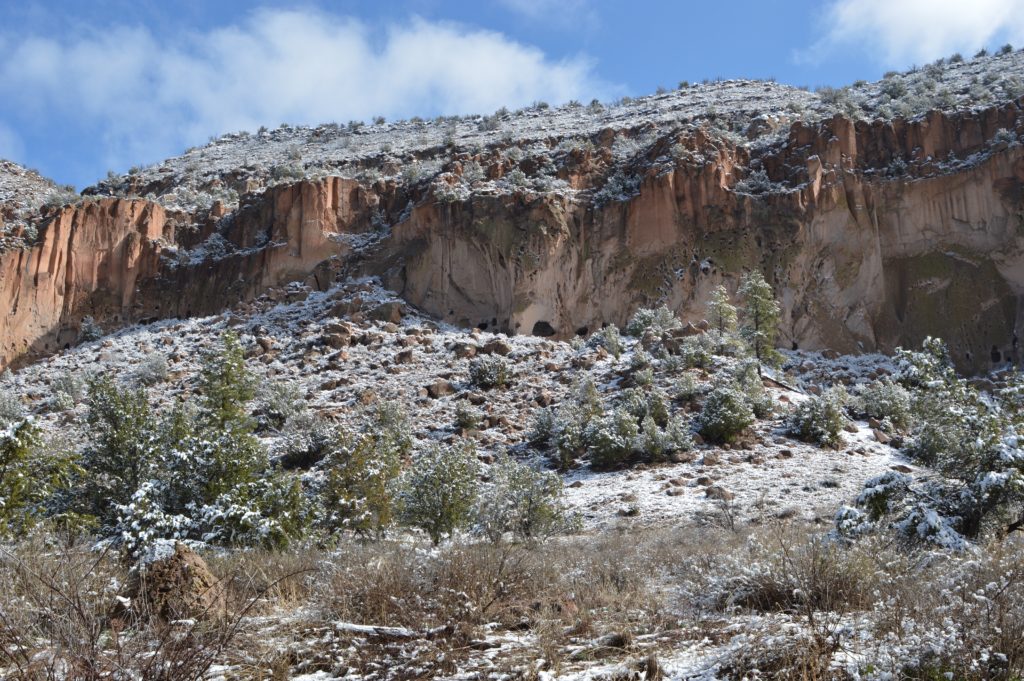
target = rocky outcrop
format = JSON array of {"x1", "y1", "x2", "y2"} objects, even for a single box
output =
[
  {"x1": 3, "y1": 103, "x2": 1024, "y2": 372},
  {"x1": 0, "y1": 199, "x2": 172, "y2": 364},
  {"x1": 0, "y1": 177, "x2": 377, "y2": 370}
]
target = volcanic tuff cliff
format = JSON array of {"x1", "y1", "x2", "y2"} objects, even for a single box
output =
[{"x1": 4, "y1": 51, "x2": 1024, "y2": 371}]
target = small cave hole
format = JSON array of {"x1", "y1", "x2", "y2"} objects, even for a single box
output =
[{"x1": 532, "y1": 320, "x2": 557, "y2": 337}]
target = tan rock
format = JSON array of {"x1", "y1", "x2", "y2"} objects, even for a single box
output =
[
  {"x1": 426, "y1": 379, "x2": 455, "y2": 399},
  {"x1": 123, "y1": 543, "x2": 225, "y2": 622}
]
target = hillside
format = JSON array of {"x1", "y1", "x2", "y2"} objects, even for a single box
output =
[{"x1": 1, "y1": 48, "x2": 1024, "y2": 680}]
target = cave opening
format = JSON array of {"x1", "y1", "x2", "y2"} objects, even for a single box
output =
[{"x1": 532, "y1": 320, "x2": 556, "y2": 337}]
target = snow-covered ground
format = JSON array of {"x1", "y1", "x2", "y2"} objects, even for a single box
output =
[{"x1": 1, "y1": 277, "x2": 914, "y2": 534}]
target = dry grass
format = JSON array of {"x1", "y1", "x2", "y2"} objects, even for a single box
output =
[{"x1": 2, "y1": 527, "x2": 1024, "y2": 679}]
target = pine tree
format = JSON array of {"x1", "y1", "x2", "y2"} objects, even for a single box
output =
[
  {"x1": 738, "y1": 270, "x2": 782, "y2": 371},
  {"x1": 706, "y1": 285, "x2": 738, "y2": 354},
  {"x1": 199, "y1": 331, "x2": 256, "y2": 432}
]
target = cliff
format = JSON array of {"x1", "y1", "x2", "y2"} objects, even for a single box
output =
[{"x1": 3, "y1": 82, "x2": 1024, "y2": 372}]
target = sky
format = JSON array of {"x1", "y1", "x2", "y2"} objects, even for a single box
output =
[{"x1": 2, "y1": 0, "x2": 1024, "y2": 189}]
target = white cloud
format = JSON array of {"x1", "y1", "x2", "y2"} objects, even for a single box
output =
[
  {"x1": 0, "y1": 10, "x2": 610, "y2": 175},
  {"x1": 804, "y1": 0, "x2": 1024, "y2": 66}
]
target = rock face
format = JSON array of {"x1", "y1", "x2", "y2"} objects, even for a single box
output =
[
  {"x1": 3, "y1": 102, "x2": 1024, "y2": 372},
  {"x1": 381, "y1": 102, "x2": 1024, "y2": 370},
  {"x1": 0, "y1": 199, "x2": 172, "y2": 363},
  {"x1": 0, "y1": 177, "x2": 377, "y2": 369}
]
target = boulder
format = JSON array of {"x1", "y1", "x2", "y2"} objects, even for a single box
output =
[
  {"x1": 480, "y1": 339, "x2": 512, "y2": 356},
  {"x1": 426, "y1": 379, "x2": 455, "y2": 398},
  {"x1": 705, "y1": 486, "x2": 736, "y2": 502},
  {"x1": 369, "y1": 302, "x2": 403, "y2": 324}
]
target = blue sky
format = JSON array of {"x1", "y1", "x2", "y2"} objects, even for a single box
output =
[{"x1": 2, "y1": 0, "x2": 1024, "y2": 189}]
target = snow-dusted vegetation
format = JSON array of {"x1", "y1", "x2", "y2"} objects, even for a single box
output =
[{"x1": 1, "y1": 266, "x2": 1022, "y2": 679}]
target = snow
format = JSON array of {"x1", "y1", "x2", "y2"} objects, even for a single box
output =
[
  {"x1": 563, "y1": 418, "x2": 907, "y2": 531},
  {"x1": 139, "y1": 537, "x2": 178, "y2": 565},
  {"x1": 0, "y1": 277, "x2": 922, "y2": 536}
]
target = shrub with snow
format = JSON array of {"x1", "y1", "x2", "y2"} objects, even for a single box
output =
[
  {"x1": 318, "y1": 427, "x2": 403, "y2": 537},
  {"x1": 529, "y1": 376, "x2": 603, "y2": 470},
  {"x1": 734, "y1": 168, "x2": 782, "y2": 195},
  {"x1": 197, "y1": 474, "x2": 307, "y2": 550},
  {"x1": 475, "y1": 453, "x2": 574, "y2": 543},
  {"x1": 633, "y1": 366, "x2": 654, "y2": 386},
  {"x1": 854, "y1": 379, "x2": 911, "y2": 432},
  {"x1": 255, "y1": 379, "x2": 305, "y2": 431},
  {"x1": 51, "y1": 370, "x2": 86, "y2": 411},
  {"x1": 587, "y1": 324, "x2": 623, "y2": 358},
  {"x1": 585, "y1": 407, "x2": 640, "y2": 470},
  {"x1": 841, "y1": 338, "x2": 1024, "y2": 548},
  {"x1": 697, "y1": 384, "x2": 755, "y2": 444},
  {"x1": 629, "y1": 347, "x2": 653, "y2": 371},
  {"x1": 675, "y1": 372, "x2": 703, "y2": 402},
  {"x1": 625, "y1": 305, "x2": 681, "y2": 337},
  {"x1": 455, "y1": 402, "x2": 482, "y2": 431},
  {"x1": 676, "y1": 334, "x2": 717, "y2": 370},
  {"x1": 0, "y1": 391, "x2": 25, "y2": 427},
  {"x1": 277, "y1": 410, "x2": 337, "y2": 469},
  {"x1": 593, "y1": 169, "x2": 640, "y2": 206},
  {"x1": 131, "y1": 353, "x2": 168, "y2": 387},
  {"x1": 469, "y1": 355, "x2": 511, "y2": 389},
  {"x1": 398, "y1": 442, "x2": 479, "y2": 545},
  {"x1": 732, "y1": 359, "x2": 775, "y2": 418},
  {"x1": 79, "y1": 316, "x2": 103, "y2": 342},
  {"x1": 637, "y1": 414, "x2": 693, "y2": 463},
  {"x1": 0, "y1": 419, "x2": 78, "y2": 539},
  {"x1": 785, "y1": 387, "x2": 849, "y2": 448}
]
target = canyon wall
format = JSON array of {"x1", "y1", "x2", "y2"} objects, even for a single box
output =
[
  {"x1": 385, "y1": 104, "x2": 1024, "y2": 369},
  {"x1": 3, "y1": 104, "x2": 1024, "y2": 371}
]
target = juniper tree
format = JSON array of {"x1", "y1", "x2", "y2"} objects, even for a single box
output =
[
  {"x1": 398, "y1": 442, "x2": 479, "y2": 545},
  {"x1": 475, "y1": 452, "x2": 571, "y2": 543},
  {"x1": 82, "y1": 375, "x2": 159, "y2": 521},
  {"x1": 839, "y1": 339, "x2": 1024, "y2": 547},
  {"x1": 0, "y1": 420, "x2": 79, "y2": 538},
  {"x1": 738, "y1": 270, "x2": 782, "y2": 371},
  {"x1": 199, "y1": 331, "x2": 256, "y2": 432},
  {"x1": 318, "y1": 406, "x2": 411, "y2": 538},
  {"x1": 196, "y1": 332, "x2": 264, "y2": 500}
]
